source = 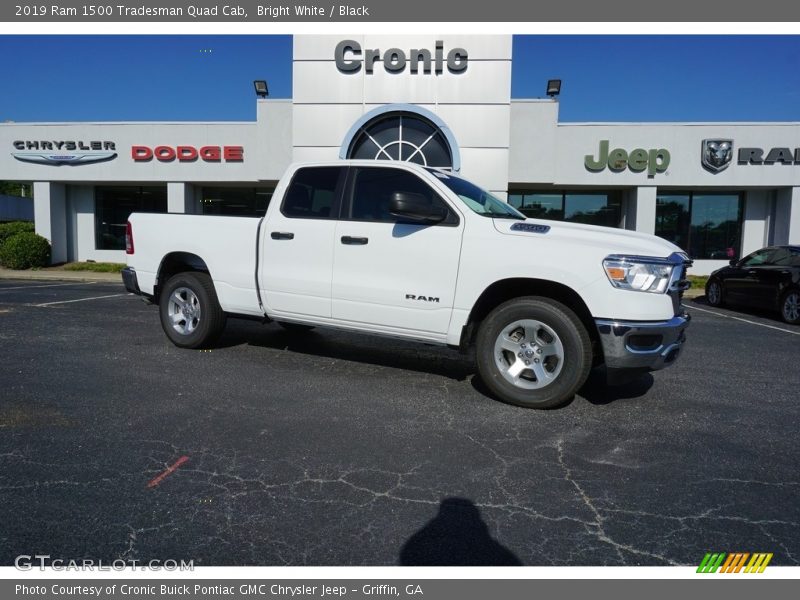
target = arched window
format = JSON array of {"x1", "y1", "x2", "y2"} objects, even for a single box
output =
[{"x1": 346, "y1": 112, "x2": 454, "y2": 170}]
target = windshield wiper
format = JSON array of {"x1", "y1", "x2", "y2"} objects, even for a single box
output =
[{"x1": 489, "y1": 213, "x2": 525, "y2": 220}]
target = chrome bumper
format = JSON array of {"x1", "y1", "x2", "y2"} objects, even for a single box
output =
[{"x1": 595, "y1": 313, "x2": 690, "y2": 373}]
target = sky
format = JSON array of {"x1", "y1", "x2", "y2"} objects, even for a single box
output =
[{"x1": 0, "y1": 35, "x2": 799, "y2": 123}]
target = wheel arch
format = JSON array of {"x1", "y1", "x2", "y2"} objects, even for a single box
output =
[
  {"x1": 155, "y1": 252, "x2": 210, "y2": 302},
  {"x1": 462, "y1": 278, "x2": 602, "y2": 363}
]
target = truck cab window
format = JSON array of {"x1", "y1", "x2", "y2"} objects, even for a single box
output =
[
  {"x1": 282, "y1": 167, "x2": 343, "y2": 219},
  {"x1": 347, "y1": 167, "x2": 451, "y2": 223}
]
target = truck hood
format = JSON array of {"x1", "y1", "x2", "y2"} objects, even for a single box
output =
[{"x1": 492, "y1": 217, "x2": 684, "y2": 259}]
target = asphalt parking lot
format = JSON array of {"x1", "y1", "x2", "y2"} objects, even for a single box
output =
[{"x1": 0, "y1": 279, "x2": 798, "y2": 566}]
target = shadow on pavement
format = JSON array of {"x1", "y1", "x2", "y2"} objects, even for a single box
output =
[
  {"x1": 399, "y1": 498, "x2": 522, "y2": 566},
  {"x1": 219, "y1": 320, "x2": 659, "y2": 408},
  {"x1": 216, "y1": 319, "x2": 475, "y2": 381},
  {"x1": 577, "y1": 368, "x2": 654, "y2": 406}
]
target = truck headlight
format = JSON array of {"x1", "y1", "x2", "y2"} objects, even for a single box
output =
[{"x1": 602, "y1": 256, "x2": 676, "y2": 293}]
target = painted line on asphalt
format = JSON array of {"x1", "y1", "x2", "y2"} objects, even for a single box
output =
[
  {"x1": 0, "y1": 281, "x2": 98, "y2": 291},
  {"x1": 147, "y1": 456, "x2": 190, "y2": 489},
  {"x1": 685, "y1": 303, "x2": 800, "y2": 336},
  {"x1": 33, "y1": 293, "x2": 133, "y2": 307}
]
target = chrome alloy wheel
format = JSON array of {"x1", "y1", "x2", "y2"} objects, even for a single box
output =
[
  {"x1": 783, "y1": 291, "x2": 800, "y2": 322},
  {"x1": 493, "y1": 319, "x2": 565, "y2": 389},
  {"x1": 168, "y1": 287, "x2": 202, "y2": 335},
  {"x1": 707, "y1": 281, "x2": 721, "y2": 305}
]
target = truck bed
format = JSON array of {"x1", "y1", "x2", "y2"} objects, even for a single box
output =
[{"x1": 127, "y1": 213, "x2": 263, "y2": 316}]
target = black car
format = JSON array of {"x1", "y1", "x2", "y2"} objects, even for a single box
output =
[{"x1": 705, "y1": 245, "x2": 800, "y2": 324}]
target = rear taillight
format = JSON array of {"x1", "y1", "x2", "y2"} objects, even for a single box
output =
[{"x1": 125, "y1": 221, "x2": 134, "y2": 254}]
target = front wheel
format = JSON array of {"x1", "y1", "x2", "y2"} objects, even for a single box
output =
[
  {"x1": 780, "y1": 289, "x2": 800, "y2": 325},
  {"x1": 475, "y1": 297, "x2": 593, "y2": 409},
  {"x1": 159, "y1": 272, "x2": 226, "y2": 348}
]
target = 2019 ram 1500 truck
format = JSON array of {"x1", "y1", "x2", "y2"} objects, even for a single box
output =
[{"x1": 122, "y1": 160, "x2": 691, "y2": 408}]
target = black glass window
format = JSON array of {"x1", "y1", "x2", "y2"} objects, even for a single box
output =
[
  {"x1": 772, "y1": 248, "x2": 800, "y2": 267},
  {"x1": 509, "y1": 191, "x2": 622, "y2": 227},
  {"x1": 347, "y1": 167, "x2": 449, "y2": 223},
  {"x1": 655, "y1": 194, "x2": 690, "y2": 251},
  {"x1": 741, "y1": 248, "x2": 775, "y2": 267},
  {"x1": 348, "y1": 113, "x2": 453, "y2": 169},
  {"x1": 564, "y1": 193, "x2": 622, "y2": 227},
  {"x1": 95, "y1": 186, "x2": 167, "y2": 250},
  {"x1": 201, "y1": 187, "x2": 274, "y2": 217},
  {"x1": 282, "y1": 167, "x2": 342, "y2": 219},
  {"x1": 656, "y1": 192, "x2": 743, "y2": 260},
  {"x1": 509, "y1": 193, "x2": 564, "y2": 220}
]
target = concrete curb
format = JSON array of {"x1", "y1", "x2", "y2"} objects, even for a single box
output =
[{"x1": 0, "y1": 268, "x2": 122, "y2": 283}]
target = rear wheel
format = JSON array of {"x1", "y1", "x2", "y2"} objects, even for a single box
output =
[
  {"x1": 780, "y1": 289, "x2": 800, "y2": 324},
  {"x1": 706, "y1": 278, "x2": 724, "y2": 307},
  {"x1": 159, "y1": 272, "x2": 226, "y2": 348},
  {"x1": 475, "y1": 297, "x2": 592, "y2": 409}
]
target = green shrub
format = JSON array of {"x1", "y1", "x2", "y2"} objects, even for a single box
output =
[
  {"x1": 63, "y1": 261, "x2": 126, "y2": 273},
  {"x1": 0, "y1": 221, "x2": 35, "y2": 249},
  {"x1": 0, "y1": 232, "x2": 51, "y2": 269}
]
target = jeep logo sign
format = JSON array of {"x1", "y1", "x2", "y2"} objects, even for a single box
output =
[
  {"x1": 585, "y1": 140, "x2": 670, "y2": 177},
  {"x1": 335, "y1": 40, "x2": 468, "y2": 74}
]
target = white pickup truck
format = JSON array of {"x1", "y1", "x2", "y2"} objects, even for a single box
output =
[{"x1": 123, "y1": 160, "x2": 691, "y2": 408}]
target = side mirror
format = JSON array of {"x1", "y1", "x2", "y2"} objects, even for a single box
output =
[
  {"x1": 729, "y1": 259, "x2": 738, "y2": 267},
  {"x1": 389, "y1": 192, "x2": 447, "y2": 224}
]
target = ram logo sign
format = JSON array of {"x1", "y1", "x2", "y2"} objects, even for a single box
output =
[
  {"x1": 702, "y1": 139, "x2": 734, "y2": 173},
  {"x1": 406, "y1": 294, "x2": 440, "y2": 303}
]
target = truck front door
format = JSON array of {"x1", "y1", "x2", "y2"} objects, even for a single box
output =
[{"x1": 332, "y1": 166, "x2": 463, "y2": 338}]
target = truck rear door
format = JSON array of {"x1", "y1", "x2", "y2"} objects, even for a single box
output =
[{"x1": 260, "y1": 166, "x2": 346, "y2": 319}]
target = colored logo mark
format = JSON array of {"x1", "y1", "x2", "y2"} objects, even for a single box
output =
[{"x1": 697, "y1": 552, "x2": 773, "y2": 573}]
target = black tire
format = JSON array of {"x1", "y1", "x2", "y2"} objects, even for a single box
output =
[
  {"x1": 475, "y1": 296, "x2": 593, "y2": 409},
  {"x1": 706, "y1": 278, "x2": 725, "y2": 307},
  {"x1": 780, "y1": 288, "x2": 800, "y2": 325},
  {"x1": 159, "y1": 272, "x2": 226, "y2": 349},
  {"x1": 277, "y1": 322, "x2": 315, "y2": 332}
]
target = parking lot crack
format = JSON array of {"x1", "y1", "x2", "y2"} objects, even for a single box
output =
[{"x1": 556, "y1": 439, "x2": 679, "y2": 566}]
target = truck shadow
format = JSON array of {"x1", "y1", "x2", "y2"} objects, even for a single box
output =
[
  {"x1": 469, "y1": 366, "x2": 654, "y2": 408},
  {"x1": 576, "y1": 368, "x2": 654, "y2": 406},
  {"x1": 217, "y1": 319, "x2": 475, "y2": 381},
  {"x1": 218, "y1": 320, "x2": 654, "y2": 407}
]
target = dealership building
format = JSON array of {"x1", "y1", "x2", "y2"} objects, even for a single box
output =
[{"x1": 1, "y1": 35, "x2": 799, "y2": 275}]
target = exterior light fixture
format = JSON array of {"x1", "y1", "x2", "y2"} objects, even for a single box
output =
[
  {"x1": 546, "y1": 79, "x2": 562, "y2": 97},
  {"x1": 253, "y1": 80, "x2": 269, "y2": 98}
]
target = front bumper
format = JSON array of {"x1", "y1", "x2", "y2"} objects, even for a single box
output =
[
  {"x1": 121, "y1": 267, "x2": 141, "y2": 295},
  {"x1": 595, "y1": 312, "x2": 690, "y2": 374}
]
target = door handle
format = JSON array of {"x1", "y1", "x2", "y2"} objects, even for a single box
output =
[
  {"x1": 271, "y1": 231, "x2": 294, "y2": 240},
  {"x1": 341, "y1": 236, "x2": 368, "y2": 245}
]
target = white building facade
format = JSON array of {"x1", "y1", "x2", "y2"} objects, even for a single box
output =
[{"x1": 1, "y1": 34, "x2": 799, "y2": 274}]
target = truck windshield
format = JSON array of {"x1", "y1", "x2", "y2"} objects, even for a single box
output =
[{"x1": 427, "y1": 169, "x2": 525, "y2": 220}]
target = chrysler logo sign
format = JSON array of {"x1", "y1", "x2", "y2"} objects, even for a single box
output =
[
  {"x1": 702, "y1": 139, "x2": 733, "y2": 173},
  {"x1": 12, "y1": 140, "x2": 117, "y2": 166}
]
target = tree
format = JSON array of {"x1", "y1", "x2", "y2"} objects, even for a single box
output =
[{"x1": 0, "y1": 182, "x2": 33, "y2": 198}]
